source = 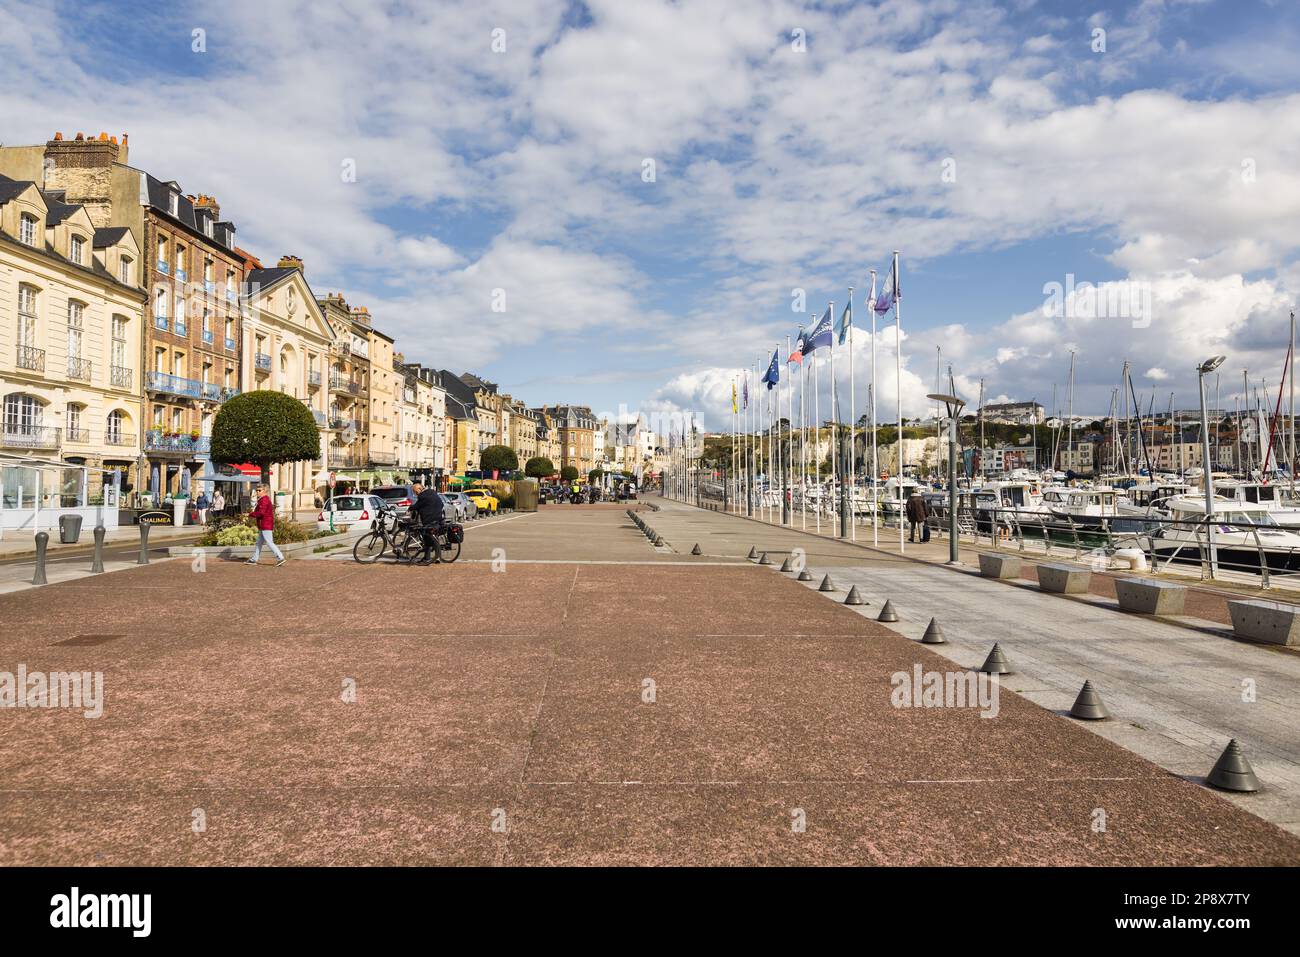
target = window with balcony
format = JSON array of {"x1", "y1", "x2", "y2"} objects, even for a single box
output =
[
  {"x1": 106, "y1": 409, "x2": 126, "y2": 444},
  {"x1": 154, "y1": 287, "x2": 168, "y2": 329},
  {"x1": 67, "y1": 301, "x2": 90, "y2": 380},
  {"x1": 69, "y1": 234, "x2": 85, "y2": 265},
  {"x1": 156, "y1": 235, "x2": 168, "y2": 273},
  {"x1": 66, "y1": 403, "x2": 87, "y2": 442},
  {"x1": 175, "y1": 292, "x2": 187, "y2": 335},
  {"x1": 3, "y1": 394, "x2": 52, "y2": 447},
  {"x1": 175, "y1": 243, "x2": 187, "y2": 281},
  {"x1": 16, "y1": 284, "x2": 42, "y2": 371}
]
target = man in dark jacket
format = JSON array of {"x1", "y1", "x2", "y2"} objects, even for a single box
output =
[
  {"x1": 410, "y1": 482, "x2": 445, "y2": 564},
  {"x1": 905, "y1": 491, "x2": 930, "y2": 543}
]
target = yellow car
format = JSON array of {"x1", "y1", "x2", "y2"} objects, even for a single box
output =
[{"x1": 465, "y1": 488, "x2": 499, "y2": 513}]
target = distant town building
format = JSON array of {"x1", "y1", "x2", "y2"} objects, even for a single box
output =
[{"x1": 982, "y1": 401, "x2": 1045, "y2": 426}]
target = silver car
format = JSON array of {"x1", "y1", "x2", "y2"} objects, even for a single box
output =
[{"x1": 438, "y1": 493, "x2": 468, "y2": 522}]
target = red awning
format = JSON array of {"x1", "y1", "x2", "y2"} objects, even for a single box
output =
[{"x1": 231, "y1": 463, "x2": 261, "y2": 476}]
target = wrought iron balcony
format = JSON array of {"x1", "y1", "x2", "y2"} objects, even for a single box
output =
[
  {"x1": 176, "y1": 268, "x2": 187, "y2": 282},
  {"x1": 205, "y1": 280, "x2": 216, "y2": 294},
  {"x1": 202, "y1": 329, "x2": 215, "y2": 344},
  {"x1": 105, "y1": 431, "x2": 134, "y2": 446},
  {"x1": 65, "y1": 427, "x2": 90, "y2": 443},
  {"x1": 327, "y1": 451, "x2": 363, "y2": 468},
  {"x1": 144, "y1": 430, "x2": 210, "y2": 454},
  {"x1": 155, "y1": 315, "x2": 170, "y2": 332},
  {"x1": 156, "y1": 260, "x2": 169, "y2": 275},
  {"x1": 369, "y1": 450, "x2": 397, "y2": 465},
  {"x1": 67, "y1": 357, "x2": 92, "y2": 381},
  {"x1": 175, "y1": 319, "x2": 188, "y2": 337},
  {"x1": 111, "y1": 365, "x2": 133, "y2": 389},
  {"x1": 312, "y1": 409, "x2": 327, "y2": 427},
  {"x1": 200, "y1": 382, "x2": 239, "y2": 403},
  {"x1": 254, "y1": 352, "x2": 272, "y2": 371},
  {"x1": 330, "y1": 374, "x2": 360, "y2": 394},
  {"x1": 308, "y1": 370, "x2": 322, "y2": 387},
  {"x1": 16, "y1": 345, "x2": 45, "y2": 372},
  {"x1": 1, "y1": 424, "x2": 59, "y2": 449},
  {"x1": 225, "y1": 287, "x2": 236, "y2": 303},
  {"x1": 224, "y1": 336, "x2": 237, "y2": 351},
  {"x1": 146, "y1": 370, "x2": 203, "y2": 399}
]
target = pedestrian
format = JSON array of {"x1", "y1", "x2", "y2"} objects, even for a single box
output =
[
  {"x1": 906, "y1": 490, "x2": 930, "y2": 543},
  {"x1": 246, "y1": 484, "x2": 286, "y2": 566},
  {"x1": 211, "y1": 489, "x2": 225, "y2": 519},
  {"x1": 409, "y1": 481, "x2": 445, "y2": 565},
  {"x1": 194, "y1": 490, "x2": 211, "y2": 526}
]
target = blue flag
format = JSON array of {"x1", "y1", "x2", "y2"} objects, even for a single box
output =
[
  {"x1": 761, "y1": 349, "x2": 779, "y2": 389},
  {"x1": 836, "y1": 299, "x2": 852, "y2": 346},
  {"x1": 805, "y1": 306, "x2": 833, "y2": 354}
]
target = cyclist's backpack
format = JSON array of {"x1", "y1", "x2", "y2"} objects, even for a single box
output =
[{"x1": 446, "y1": 523, "x2": 464, "y2": 544}]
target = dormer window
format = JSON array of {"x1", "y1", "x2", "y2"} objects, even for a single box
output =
[
  {"x1": 69, "y1": 234, "x2": 85, "y2": 265},
  {"x1": 169, "y1": 192, "x2": 179, "y2": 216},
  {"x1": 203, "y1": 217, "x2": 213, "y2": 238},
  {"x1": 120, "y1": 255, "x2": 132, "y2": 284},
  {"x1": 19, "y1": 214, "x2": 37, "y2": 246}
]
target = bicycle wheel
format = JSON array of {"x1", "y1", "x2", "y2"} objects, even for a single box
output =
[
  {"x1": 391, "y1": 529, "x2": 425, "y2": 564},
  {"x1": 439, "y1": 535, "x2": 461, "y2": 563},
  {"x1": 353, "y1": 531, "x2": 387, "y2": 563}
]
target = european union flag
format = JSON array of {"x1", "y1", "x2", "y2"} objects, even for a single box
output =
[{"x1": 761, "y1": 349, "x2": 780, "y2": 389}]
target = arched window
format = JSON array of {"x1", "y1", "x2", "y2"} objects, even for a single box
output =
[{"x1": 3, "y1": 394, "x2": 45, "y2": 438}]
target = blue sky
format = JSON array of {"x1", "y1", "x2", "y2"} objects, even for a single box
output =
[{"x1": 3, "y1": 0, "x2": 1299, "y2": 430}]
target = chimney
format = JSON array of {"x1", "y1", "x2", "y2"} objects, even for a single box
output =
[
  {"x1": 276, "y1": 254, "x2": 304, "y2": 272},
  {"x1": 193, "y1": 193, "x2": 221, "y2": 219},
  {"x1": 42, "y1": 129, "x2": 126, "y2": 228}
]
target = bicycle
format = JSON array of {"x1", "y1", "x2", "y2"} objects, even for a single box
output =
[
  {"x1": 352, "y1": 505, "x2": 402, "y2": 563},
  {"x1": 394, "y1": 521, "x2": 462, "y2": 564}
]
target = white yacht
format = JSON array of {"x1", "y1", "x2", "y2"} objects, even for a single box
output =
[
  {"x1": 1212, "y1": 480, "x2": 1300, "y2": 528},
  {"x1": 1149, "y1": 496, "x2": 1300, "y2": 572}
]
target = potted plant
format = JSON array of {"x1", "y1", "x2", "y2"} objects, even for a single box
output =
[{"x1": 190, "y1": 429, "x2": 201, "y2": 442}]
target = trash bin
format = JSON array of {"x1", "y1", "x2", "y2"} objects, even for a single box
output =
[
  {"x1": 58, "y1": 513, "x2": 84, "y2": 544},
  {"x1": 513, "y1": 480, "x2": 539, "y2": 512},
  {"x1": 172, "y1": 496, "x2": 187, "y2": 526}
]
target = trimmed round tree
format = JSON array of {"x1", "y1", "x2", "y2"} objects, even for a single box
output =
[
  {"x1": 588, "y1": 468, "x2": 604, "y2": 484},
  {"x1": 210, "y1": 390, "x2": 321, "y2": 486},
  {"x1": 560, "y1": 465, "x2": 580, "y2": 482},
  {"x1": 479, "y1": 444, "x2": 519, "y2": 474},
  {"x1": 525, "y1": 456, "x2": 554, "y2": 478}
]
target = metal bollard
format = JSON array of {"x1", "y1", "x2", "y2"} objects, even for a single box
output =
[
  {"x1": 91, "y1": 524, "x2": 106, "y2": 573},
  {"x1": 137, "y1": 522, "x2": 151, "y2": 564},
  {"x1": 32, "y1": 531, "x2": 49, "y2": 585}
]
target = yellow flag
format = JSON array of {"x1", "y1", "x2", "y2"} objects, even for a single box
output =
[{"x1": 731, "y1": 381, "x2": 738, "y2": 414}]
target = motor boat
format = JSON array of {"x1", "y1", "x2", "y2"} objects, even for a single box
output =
[{"x1": 1143, "y1": 495, "x2": 1300, "y2": 573}]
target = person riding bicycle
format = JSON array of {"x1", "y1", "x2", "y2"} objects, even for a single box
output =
[{"x1": 409, "y1": 482, "x2": 445, "y2": 564}]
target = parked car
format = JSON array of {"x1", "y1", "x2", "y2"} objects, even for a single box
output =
[
  {"x1": 369, "y1": 484, "x2": 419, "y2": 511},
  {"x1": 447, "y1": 491, "x2": 478, "y2": 519},
  {"x1": 316, "y1": 493, "x2": 387, "y2": 532},
  {"x1": 464, "y1": 488, "x2": 499, "y2": 513},
  {"x1": 439, "y1": 493, "x2": 468, "y2": 522}
]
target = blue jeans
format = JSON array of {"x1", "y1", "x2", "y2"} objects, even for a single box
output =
[{"x1": 249, "y1": 529, "x2": 284, "y2": 562}]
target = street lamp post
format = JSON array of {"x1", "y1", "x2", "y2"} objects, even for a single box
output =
[
  {"x1": 928, "y1": 392, "x2": 966, "y2": 565},
  {"x1": 1199, "y1": 355, "x2": 1226, "y2": 578}
]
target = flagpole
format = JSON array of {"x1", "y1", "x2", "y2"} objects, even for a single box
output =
[
  {"x1": 848, "y1": 285, "x2": 856, "y2": 541},
  {"x1": 800, "y1": 330, "x2": 807, "y2": 530},
  {"x1": 814, "y1": 336, "x2": 821, "y2": 535},
  {"x1": 785, "y1": 335, "x2": 793, "y2": 526},
  {"x1": 894, "y1": 250, "x2": 904, "y2": 554},
  {"x1": 869, "y1": 268, "x2": 878, "y2": 546},
  {"x1": 829, "y1": 300, "x2": 838, "y2": 537}
]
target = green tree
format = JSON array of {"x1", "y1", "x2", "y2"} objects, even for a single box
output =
[
  {"x1": 588, "y1": 468, "x2": 604, "y2": 483},
  {"x1": 210, "y1": 391, "x2": 320, "y2": 485},
  {"x1": 560, "y1": 465, "x2": 580, "y2": 482},
  {"x1": 525, "y1": 456, "x2": 554, "y2": 478},
  {"x1": 480, "y1": 444, "x2": 519, "y2": 473}
]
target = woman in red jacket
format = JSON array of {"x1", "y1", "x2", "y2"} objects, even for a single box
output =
[{"x1": 246, "y1": 484, "x2": 286, "y2": 566}]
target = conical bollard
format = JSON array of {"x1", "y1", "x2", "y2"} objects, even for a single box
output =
[
  {"x1": 1068, "y1": 680, "x2": 1109, "y2": 720},
  {"x1": 797, "y1": 569, "x2": 813, "y2": 582},
  {"x1": 747, "y1": 546, "x2": 758, "y2": 560},
  {"x1": 691, "y1": 543, "x2": 702, "y2": 555},
  {"x1": 920, "y1": 618, "x2": 946, "y2": 644},
  {"x1": 654, "y1": 534, "x2": 664, "y2": 546},
  {"x1": 877, "y1": 600, "x2": 899, "y2": 622},
  {"x1": 979, "y1": 643, "x2": 1012, "y2": 675},
  {"x1": 818, "y1": 574, "x2": 834, "y2": 592},
  {"x1": 779, "y1": 556, "x2": 793, "y2": 572},
  {"x1": 1206, "y1": 739, "x2": 1261, "y2": 793},
  {"x1": 844, "y1": 585, "x2": 865, "y2": 606},
  {"x1": 759, "y1": 552, "x2": 773, "y2": 565}
]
